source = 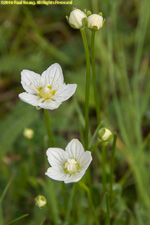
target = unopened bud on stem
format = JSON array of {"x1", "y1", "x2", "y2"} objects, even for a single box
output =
[
  {"x1": 98, "y1": 128, "x2": 113, "y2": 143},
  {"x1": 88, "y1": 14, "x2": 104, "y2": 31},
  {"x1": 35, "y1": 195, "x2": 47, "y2": 208},
  {"x1": 23, "y1": 128, "x2": 34, "y2": 139},
  {"x1": 67, "y1": 9, "x2": 87, "y2": 29}
]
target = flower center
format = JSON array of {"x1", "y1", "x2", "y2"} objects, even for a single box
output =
[
  {"x1": 38, "y1": 86, "x2": 55, "y2": 100},
  {"x1": 64, "y1": 159, "x2": 78, "y2": 173}
]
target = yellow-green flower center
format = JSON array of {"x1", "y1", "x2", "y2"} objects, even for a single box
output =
[
  {"x1": 38, "y1": 86, "x2": 55, "y2": 100},
  {"x1": 64, "y1": 159, "x2": 79, "y2": 173}
]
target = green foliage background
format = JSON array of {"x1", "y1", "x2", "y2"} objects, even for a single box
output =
[{"x1": 0, "y1": 0, "x2": 150, "y2": 224}]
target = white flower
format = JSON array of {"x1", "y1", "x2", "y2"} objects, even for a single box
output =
[
  {"x1": 88, "y1": 14, "x2": 103, "y2": 30},
  {"x1": 45, "y1": 139, "x2": 92, "y2": 183},
  {"x1": 19, "y1": 63, "x2": 77, "y2": 110},
  {"x1": 68, "y1": 9, "x2": 87, "y2": 29}
]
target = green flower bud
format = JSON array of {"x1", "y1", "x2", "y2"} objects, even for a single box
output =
[
  {"x1": 36, "y1": 106, "x2": 41, "y2": 110},
  {"x1": 23, "y1": 128, "x2": 34, "y2": 139},
  {"x1": 86, "y1": 10, "x2": 92, "y2": 17},
  {"x1": 35, "y1": 195, "x2": 47, "y2": 208},
  {"x1": 98, "y1": 128, "x2": 113, "y2": 143}
]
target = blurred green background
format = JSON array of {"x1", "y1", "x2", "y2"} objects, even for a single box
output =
[{"x1": 0, "y1": 0, "x2": 150, "y2": 224}]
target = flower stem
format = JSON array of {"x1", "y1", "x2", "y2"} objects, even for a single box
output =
[
  {"x1": 80, "y1": 27, "x2": 91, "y2": 150},
  {"x1": 65, "y1": 183, "x2": 77, "y2": 223},
  {"x1": 91, "y1": 141, "x2": 100, "y2": 153},
  {"x1": 89, "y1": 121, "x2": 102, "y2": 148},
  {"x1": 109, "y1": 133, "x2": 117, "y2": 199},
  {"x1": 105, "y1": 192, "x2": 110, "y2": 225},
  {"x1": 44, "y1": 109, "x2": 54, "y2": 147},
  {"x1": 29, "y1": 139, "x2": 35, "y2": 176},
  {"x1": 46, "y1": 201, "x2": 58, "y2": 225},
  {"x1": 102, "y1": 143, "x2": 107, "y2": 192},
  {"x1": 91, "y1": 30, "x2": 100, "y2": 124},
  {"x1": 79, "y1": 181, "x2": 100, "y2": 225},
  {"x1": 62, "y1": 182, "x2": 67, "y2": 210}
]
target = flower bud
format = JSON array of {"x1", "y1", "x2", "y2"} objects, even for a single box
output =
[
  {"x1": 23, "y1": 128, "x2": 34, "y2": 139},
  {"x1": 98, "y1": 128, "x2": 113, "y2": 143},
  {"x1": 36, "y1": 106, "x2": 41, "y2": 110},
  {"x1": 88, "y1": 14, "x2": 103, "y2": 31},
  {"x1": 67, "y1": 9, "x2": 87, "y2": 29},
  {"x1": 35, "y1": 195, "x2": 47, "y2": 208}
]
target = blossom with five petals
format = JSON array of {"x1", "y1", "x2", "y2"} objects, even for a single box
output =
[
  {"x1": 19, "y1": 63, "x2": 77, "y2": 110},
  {"x1": 45, "y1": 139, "x2": 92, "y2": 183}
]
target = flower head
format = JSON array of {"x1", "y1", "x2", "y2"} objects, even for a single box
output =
[
  {"x1": 88, "y1": 14, "x2": 103, "y2": 31},
  {"x1": 45, "y1": 139, "x2": 92, "y2": 183},
  {"x1": 19, "y1": 63, "x2": 77, "y2": 110},
  {"x1": 67, "y1": 9, "x2": 87, "y2": 29}
]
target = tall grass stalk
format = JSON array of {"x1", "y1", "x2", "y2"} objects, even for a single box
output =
[
  {"x1": 91, "y1": 30, "x2": 100, "y2": 124},
  {"x1": 64, "y1": 184, "x2": 77, "y2": 224},
  {"x1": 106, "y1": 193, "x2": 110, "y2": 225},
  {"x1": 109, "y1": 134, "x2": 117, "y2": 199},
  {"x1": 79, "y1": 181, "x2": 100, "y2": 225},
  {"x1": 80, "y1": 27, "x2": 91, "y2": 149},
  {"x1": 6, "y1": 214, "x2": 29, "y2": 225},
  {"x1": 107, "y1": 0, "x2": 150, "y2": 218},
  {"x1": 102, "y1": 143, "x2": 106, "y2": 192}
]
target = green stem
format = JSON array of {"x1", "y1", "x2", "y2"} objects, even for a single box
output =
[
  {"x1": 29, "y1": 139, "x2": 35, "y2": 176},
  {"x1": 65, "y1": 184, "x2": 77, "y2": 223},
  {"x1": 62, "y1": 182, "x2": 67, "y2": 210},
  {"x1": 0, "y1": 206, "x2": 4, "y2": 225},
  {"x1": 105, "y1": 192, "x2": 110, "y2": 225},
  {"x1": 47, "y1": 201, "x2": 57, "y2": 225},
  {"x1": 110, "y1": 133, "x2": 117, "y2": 199},
  {"x1": 40, "y1": 218, "x2": 46, "y2": 225},
  {"x1": 80, "y1": 28, "x2": 91, "y2": 150},
  {"x1": 5, "y1": 214, "x2": 29, "y2": 225},
  {"x1": 91, "y1": 141, "x2": 100, "y2": 153},
  {"x1": 79, "y1": 182, "x2": 100, "y2": 225},
  {"x1": 44, "y1": 109, "x2": 54, "y2": 147},
  {"x1": 91, "y1": 30, "x2": 100, "y2": 124},
  {"x1": 118, "y1": 168, "x2": 131, "y2": 186},
  {"x1": 42, "y1": 179, "x2": 59, "y2": 225},
  {"x1": 102, "y1": 143, "x2": 106, "y2": 192},
  {"x1": 89, "y1": 121, "x2": 102, "y2": 148}
]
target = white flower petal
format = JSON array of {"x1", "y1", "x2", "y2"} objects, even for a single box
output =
[
  {"x1": 65, "y1": 139, "x2": 84, "y2": 160},
  {"x1": 54, "y1": 84, "x2": 77, "y2": 102},
  {"x1": 46, "y1": 148, "x2": 68, "y2": 167},
  {"x1": 79, "y1": 151, "x2": 92, "y2": 170},
  {"x1": 42, "y1": 63, "x2": 64, "y2": 88},
  {"x1": 18, "y1": 92, "x2": 41, "y2": 106},
  {"x1": 38, "y1": 99, "x2": 62, "y2": 110},
  {"x1": 21, "y1": 70, "x2": 41, "y2": 94},
  {"x1": 64, "y1": 171, "x2": 85, "y2": 184},
  {"x1": 45, "y1": 167, "x2": 67, "y2": 181}
]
